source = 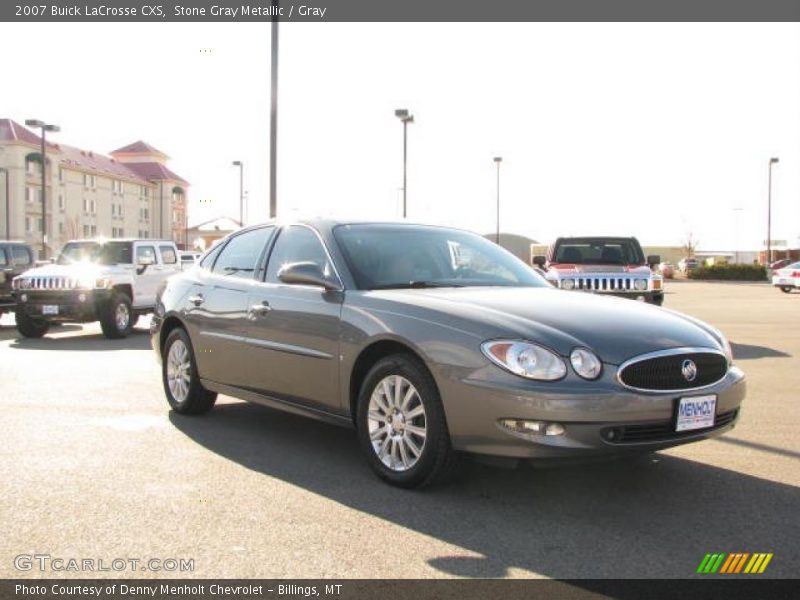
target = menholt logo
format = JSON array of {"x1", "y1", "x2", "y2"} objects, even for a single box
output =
[{"x1": 697, "y1": 553, "x2": 773, "y2": 574}]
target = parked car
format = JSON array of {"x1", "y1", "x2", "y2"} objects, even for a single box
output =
[
  {"x1": 772, "y1": 261, "x2": 800, "y2": 293},
  {"x1": 658, "y1": 262, "x2": 676, "y2": 279},
  {"x1": 179, "y1": 251, "x2": 202, "y2": 271},
  {"x1": 152, "y1": 220, "x2": 745, "y2": 488},
  {"x1": 12, "y1": 238, "x2": 181, "y2": 339},
  {"x1": 679, "y1": 257, "x2": 700, "y2": 273},
  {"x1": 0, "y1": 241, "x2": 35, "y2": 317},
  {"x1": 769, "y1": 259, "x2": 791, "y2": 271},
  {"x1": 532, "y1": 236, "x2": 664, "y2": 305}
]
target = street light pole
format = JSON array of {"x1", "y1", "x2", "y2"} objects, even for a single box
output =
[
  {"x1": 767, "y1": 157, "x2": 779, "y2": 265},
  {"x1": 493, "y1": 157, "x2": 502, "y2": 245},
  {"x1": 232, "y1": 161, "x2": 244, "y2": 225},
  {"x1": 0, "y1": 167, "x2": 9, "y2": 239},
  {"x1": 25, "y1": 119, "x2": 59, "y2": 259},
  {"x1": 394, "y1": 109, "x2": 414, "y2": 218},
  {"x1": 269, "y1": 2, "x2": 279, "y2": 219}
]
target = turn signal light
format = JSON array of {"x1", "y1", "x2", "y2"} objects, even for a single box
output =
[{"x1": 498, "y1": 419, "x2": 565, "y2": 440}]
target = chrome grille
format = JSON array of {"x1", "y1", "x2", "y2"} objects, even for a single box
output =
[
  {"x1": 561, "y1": 276, "x2": 644, "y2": 291},
  {"x1": 22, "y1": 276, "x2": 77, "y2": 290},
  {"x1": 618, "y1": 349, "x2": 728, "y2": 392}
]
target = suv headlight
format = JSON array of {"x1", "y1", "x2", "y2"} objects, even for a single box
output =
[
  {"x1": 570, "y1": 347, "x2": 603, "y2": 380},
  {"x1": 634, "y1": 279, "x2": 648, "y2": 291},
  {"x1": 561, "y1": 278, "x2": 576, "y2": 290},
  {"x1": 482, "y1": 340, "x2": 567, "y2": 381}
]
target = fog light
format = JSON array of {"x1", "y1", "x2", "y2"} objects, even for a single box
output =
[
  {"x1": 78, "y1": 293, "x2": 87, "y2": 303},
  {"x1": 498, "y1": 419, "x2": 565, "y2": 439},
  {"x1": 20, "y1": 293, "x2": 28, "y2": 303}
]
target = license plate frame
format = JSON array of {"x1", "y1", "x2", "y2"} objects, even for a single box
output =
[
  {"x1": 675, "y1": 395, "x2": 717, "y2": 432},
  {"x1": 42, "y1": 305, "x2": 59, "y2": 315}
]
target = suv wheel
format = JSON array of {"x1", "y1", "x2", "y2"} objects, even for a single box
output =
[
  {"x1": 356, "y1": 354, "x2": 459, "y2": 488},
  {"x1": 100, "y1": 292, "x2": 133, "y2": 339},
  {"x1": 162, "y1": 327, "x2": 217, "y2": 415},
  {"x1": 16, "y1": 311, "x2": 50, "y2": 338}
]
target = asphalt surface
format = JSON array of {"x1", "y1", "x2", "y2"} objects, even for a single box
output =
[{"x1": 0, "y1": 281, "x2": 797, "y2": 579}]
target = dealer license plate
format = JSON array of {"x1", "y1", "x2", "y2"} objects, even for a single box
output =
[
  {"x1": 42, "y1": 305, "x2": 59, "y2": 315},
  {"x1": 676, "y1": 395, "x2": 716, "y2": 432}
]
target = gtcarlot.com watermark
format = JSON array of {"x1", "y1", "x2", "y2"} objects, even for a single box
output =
[{"x1": 14, "y1": 553, "x2": 194, "y2": 573}]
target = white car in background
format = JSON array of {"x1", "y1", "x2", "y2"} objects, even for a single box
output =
[
  {"x1": 772, "y1": 261, "x2": 800, "y2": 293},
  {"x1": 179, "y1": 251, "x2": 202, "y2": 270}
]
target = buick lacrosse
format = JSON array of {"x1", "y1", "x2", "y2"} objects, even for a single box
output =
[{"x1": 151, "y1": 221, "x2": 745, "y2": 487}]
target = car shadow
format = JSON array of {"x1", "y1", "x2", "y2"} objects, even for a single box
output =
[
  {"x1": 170, "y1": 402, "x2": 799, "y2": 578},
  {"x1": 731, "y1": 342, "x2": 790, "y2": 360},
  {"x1": 8, "y1": 327, "x2": 152, "y2": 351}
]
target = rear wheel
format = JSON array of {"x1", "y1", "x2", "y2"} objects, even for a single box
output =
[
  {"x1": 100, "y1": 292, "x2": 133, "y2": 339},
  {"x1": 356, "y1": 354, "x2": 458, "y2": 488},
  {"x1": 16, "y1": 311, "x2": 49, "y2": 338},
  {"x1": 780, "y1": 286, "x2": 793, "y2": 294},
  {"x1": 162, "y1": 327, "x2": 216, "y2": 415}
]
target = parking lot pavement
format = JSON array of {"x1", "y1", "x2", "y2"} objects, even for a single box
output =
[{"x1": 0, "y1": 281, "x2": 797, "y2": 580}]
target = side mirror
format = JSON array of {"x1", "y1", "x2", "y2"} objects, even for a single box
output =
[
  {"x1": 278, "y1": 261, "x2": 339, "y2": 291},
  {"x1": 647, "y1": 254, "x2": 660, "y2": 268},
  {"x1": 138, "y1": 255, "x2": 155, "y2": 267},
  {"x1": 532, "y1": 255, "x2": 547, "y2": 269}
]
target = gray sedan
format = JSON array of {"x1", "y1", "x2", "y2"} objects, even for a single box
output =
[{"x1": 151, "y1": 221, "x2": 746, "y2": 488}]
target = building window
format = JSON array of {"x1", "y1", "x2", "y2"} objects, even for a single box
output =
[
  {"x1": 83, "y1": 198, "x2": 88, "y2": 213},
  {"x1": 83, "y1": 225, "x2": 90, "y2": 237},
  {"x1": 90, "y1": 199, "x2": 96, "y2": 214},
  {"x1": 25, "y1": 217, "x2": 31, "y2": 232},
  {"x1": 58, "y1": 222, "x2": 64, "y2": 234},
  {"x1": 58, "y1": 194, "x2": 65, "y2": 211},
  {"x1": 58, "y1": 168, "x2": 64, "y2": 183},
  {"x1": 91, "y1": 225, "x2": 97, "y2": 236},
  {"x1": 83, "y1": 173, "x2": 96, "y2": 189},
  {"x1": 26, "y1": 160, "x2": 41, "y2": 175}
]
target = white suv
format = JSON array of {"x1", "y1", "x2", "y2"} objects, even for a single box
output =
[{"x1": 12, "y1": 239, "x2": 181, "y2": 339}]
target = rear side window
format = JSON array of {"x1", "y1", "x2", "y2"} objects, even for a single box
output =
[
  {"x1": 160, "y1": 246, "x2": 177, "y2": 264},
  {"x1": 0, "y1": 248, "x2": 7, "y2": 266},
  {"x1": 199, "y1": 243, "x2": 224, "y2": 270},
  {"x1": 212, "y1": 227, "x2": 273, "y2": 279},
  {"x1": 11, "y1": 246, "x2": 32, "y2": 267}
]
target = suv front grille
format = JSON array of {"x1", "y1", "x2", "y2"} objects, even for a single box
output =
[
  {"x1": 618, "y1": 351, "x2": 728, "y2": 391},
  {"x1": 603, "y1": 409, "x2": 738, "y2": 444},
  {"x1": 567, "y1": 276, "x2": 641, "y2": 291},
  {"x1": 20, "y1": 276, "x2": 78, "y2": 290}
]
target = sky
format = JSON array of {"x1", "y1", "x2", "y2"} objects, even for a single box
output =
[{"x1": 1, "y1": 22, "x2": 799, "y2": 250}]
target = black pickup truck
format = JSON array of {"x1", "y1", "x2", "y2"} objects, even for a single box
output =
[{"x1": 0, "y1": 241, "x2": 35, "y2": 317}]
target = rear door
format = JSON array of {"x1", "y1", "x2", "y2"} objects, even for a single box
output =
[
  {"x1": 185, "y1": 226, "x2": 275, "y2": 387},
  {"x1": 244, "y1": 225, "x2": 344, "y2": 412},
  {"x1": 0, "y1": 246, "x2": 11, "y2": 301}
]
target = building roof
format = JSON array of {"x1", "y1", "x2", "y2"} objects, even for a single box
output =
[
  {"x1": 189, "y1": 216, "x2": 242, "y2": 232},
  {"x1": 1, "y1": 118, "x2": 187, "y2": 185},
  {"x1": 0, "y1": 118, "x2": 58, "y2": 148},
  {"x1": 110, "y1": 140, "x2": 167, "y2": 157}
]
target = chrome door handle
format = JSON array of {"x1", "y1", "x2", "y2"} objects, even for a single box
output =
[
  {"x1": 249, "y1": 300, "x2": 272, "y2": 316},
  {"x1": 188, "y1": 294, "x2": 205, "y2": 306}
]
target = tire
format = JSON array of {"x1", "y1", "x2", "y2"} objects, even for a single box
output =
[
  {"x1": 162, "y1": 327, "x2": 217, "y2": 415},
  {"x1": 780, "y1": 286, "x2": 793, "y2": 294},
  {"x1": 648, "y1": 294, "x2": 664, "y2": 306},
  {"x1": 16, "y1": 311, "x2": 49, "y2": 338},
  {"x1": 100, "y1": 291, "x2": 133, "y2": 339},
  {"x1": 356, "y1": 353, "x2": 459, "y2": 488}
]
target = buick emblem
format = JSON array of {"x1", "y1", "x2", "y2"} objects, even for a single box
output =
[{"x1": 681, "y1": 359, "x2": 698, "y2": 382}]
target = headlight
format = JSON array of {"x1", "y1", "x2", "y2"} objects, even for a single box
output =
[
  {"x1": 482, "y1": 340, "x2": 567, "y2": 381},
  {"x1": 634, "y1": 279, "x2": 648, "y2": 291},
  {"x1": 720, "y1": 335, "x2": 734, "y2": 365},
  {"x1": 95, "y1": 277, "x2": 112, "y2": 289},
  {"x1": 561, "y1": 278, "x2": 576, "y2": 290},
  {"x1": 570, "y1": 347, "x2": 603, "y2": 380}
]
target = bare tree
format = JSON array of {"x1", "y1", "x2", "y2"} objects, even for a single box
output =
[{"x1": 682, "y1": 232, "x2": 699, "y2": 257}]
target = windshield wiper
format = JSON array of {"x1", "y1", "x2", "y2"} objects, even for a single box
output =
[{"x1": 369, "y1": 281, "x2": 465, "y2": 290}]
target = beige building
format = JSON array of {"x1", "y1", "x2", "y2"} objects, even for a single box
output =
[
  {"x1": 187, "y1": 216, "x2": 242, "y2": 251},
  {"x1": 0, "y1": 118, "x2": 189, "y2": 258}
]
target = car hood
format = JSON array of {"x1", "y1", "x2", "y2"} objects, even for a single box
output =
[
  {"x1": 368, "y1": 286, "x2": 722, "y2": 365},
  {"x1": 548, "y1": 263, "x2": 652, "y2": 275}
]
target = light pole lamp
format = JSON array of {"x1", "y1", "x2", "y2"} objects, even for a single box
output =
[
  {"x1": 25, "y1": 119, "x2": 59, "y2": 259},
  {"x1": 733, "y1": 207, "x2": 743, "y2": 264},
  {"x1": 232, "y1": 161, "x2": 244, "y2": 226},
  {"x1": 394, "y1": 108, "x2": 414, "y2": 218},
  {"x1": 767, "y1": 157, "x2": 779, "y2": 265},
  {"x1": 493, "y1": 157, "x2": 502, "y2": 245}
]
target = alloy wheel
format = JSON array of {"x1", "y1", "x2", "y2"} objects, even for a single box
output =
[
  {"x1": 367, "y1": 375, "x2": 427, "y2": 472},
  {"x1": 166, "y1": 339, "x2": 191, "y2": 404}
]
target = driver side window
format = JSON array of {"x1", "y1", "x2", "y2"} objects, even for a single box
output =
[{"x1": 136, "y1": 245, "x2": 157, "y2": 264}]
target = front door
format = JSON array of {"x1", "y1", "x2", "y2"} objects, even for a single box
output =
[{"x1": 244, "y1": 225, "x2": 344, "y2": 413}]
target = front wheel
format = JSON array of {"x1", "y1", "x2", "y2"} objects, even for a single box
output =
[
  {"x1": 162, "y1": 327, "x2": 216, "y2": 415},
  {"x1": 100, "y1": 292, "x2": 133, "y2": 339},
  {"x1": 780, "y1": 286, "x2": 793, "y2": 294},
  {"x1": 356, "y1": 354, "x2": 458, "y2": 488},
  {"x1": 646, "y1": 294, "x2": 664, "y2": 306},
  {"x1": 16, "y1": 311, "x2": 49, "y2": 338}
]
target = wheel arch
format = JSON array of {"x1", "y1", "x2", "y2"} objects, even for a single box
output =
[{"x1": 159, "y1": 314, "x2": 188, "y2": 356}]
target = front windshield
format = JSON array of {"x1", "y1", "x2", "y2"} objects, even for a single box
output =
[
  {"x1": 57, "y1": 241, "x2": 133, "y2": 266},
  {"x1": 553, "y1": 238, "x2": 644, "y2": 265},
  {"x1": 333, "y1": 224, "x2": 548, "y2": 290}
]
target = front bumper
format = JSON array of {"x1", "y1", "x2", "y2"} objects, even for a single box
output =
[
  {"x1": 14, "y1": 289, "x2": 112, "y2": 322},
  {"x1": 436, "y1": 363, "x2": 746, "y2": 459}
]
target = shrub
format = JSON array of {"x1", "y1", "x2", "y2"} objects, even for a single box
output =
[{"x1": 688, "y1": 264, "x2": 767, "y2": 281}]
